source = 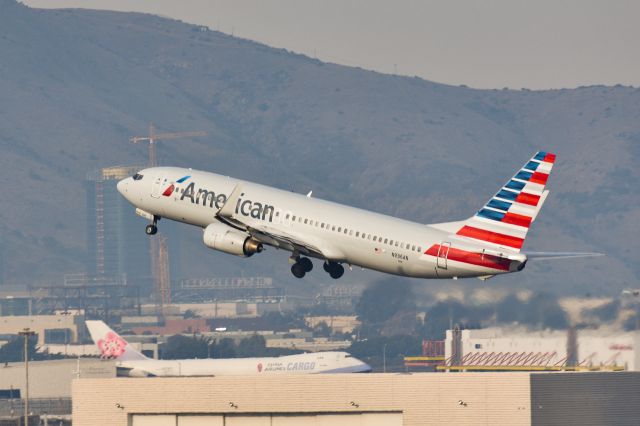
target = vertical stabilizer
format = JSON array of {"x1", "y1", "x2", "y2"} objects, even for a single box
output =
[
  {"x1": 454, "y1": 151, "x2": 556, "y2": 252},
  {"x1": 85, "y1": 320, "x2": 148, "y2": 361}
]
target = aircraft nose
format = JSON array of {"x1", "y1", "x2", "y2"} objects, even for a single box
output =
[{"x1": 117, "y1": 178, "x2": 129, "y2": 195}]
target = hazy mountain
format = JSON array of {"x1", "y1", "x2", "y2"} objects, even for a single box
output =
[{"x1": 0, "y1": 0, "x2": 638, "y2": 296}]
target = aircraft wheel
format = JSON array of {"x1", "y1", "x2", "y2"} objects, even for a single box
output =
[
  {"x1": 329, "y1": 264, "x2": 344, "y2": 279},
  {"x1": 323, "y1": 262, "x2": 331, "y2": 273},
  {"x1": 145, "y1": 224, "x2": 158, "y2": 235},
  {"x1": 291, "y1": 263, "x2": 306, "y2": 278},
  {"x1": 299, "y1": 257, "x2": 313, "y2": 272},
  {"x1": 326, "y1": 262, "x2": 344, "y2": 279}
]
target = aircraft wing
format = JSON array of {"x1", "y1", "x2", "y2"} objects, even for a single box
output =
[
  {"x1": 216, "y1": 183, "x2": 345, "y2": 261},
  {"x1": 247, "y1": 223, "x2": 346, "y2": 261},
  {"x1": 523, "y1": 252, "x2": 604, "y2": 261}
]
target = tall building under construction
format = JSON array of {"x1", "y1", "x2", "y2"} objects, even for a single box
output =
[{"x1": 85, "y1": 166, "x2": 153, "y2": 290}]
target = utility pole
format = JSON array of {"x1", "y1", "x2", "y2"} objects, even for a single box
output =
[
  {"x1": 18, "y1": 328, "x2": 35, "y2": 426},
  {"x1": 383, "y1": 343, "x2": 387, "y2": 373}
]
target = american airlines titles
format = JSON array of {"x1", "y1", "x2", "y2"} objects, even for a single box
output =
[{"x1": 180, "y1": 182, "x2": 275, "y2": 222}]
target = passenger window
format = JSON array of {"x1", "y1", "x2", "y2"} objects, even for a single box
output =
[
  {"x1": 304, "y1": 219, "x2": 308, "y2": 224},
  {"x1": 349, "y1": 230, "x2": 353, "y2": 236},
  {"x1": 286, "y1": 214, "x2": 290, "y2": 219},
  {"x1": 389, "y1": 240, "x2": 393, "y2": 245},
  {"x1": 384, "y1": 238, "x2": 388, "y2": 244},
  {"x1": 332, "y1": 226, "x2": 336, "y2": 231},
  {"x1": 362, "y1": 234, "x2": 366, "y2": 239},
  {"x1": 321, "y1": 223, "x2": 325, "y2": 229},
  {"x1": 395, "y1": 241, "x2": 399, "y2": 247},
  {"x1": 276, "y1": 211, "x2": 280, "y2": 217},
  {"x1": 418, "y1": 246, "x2": 422, "y2": 252},
  {"x1": 338, "y1": 227, "x2": 342, "y2": 232},
  {"x1": 344, "y1": 229, "x2": 348, "y2": 234},
  {"x1": 367, "y1": 235, "x2": 371, "y2": 240},
  {"x1": 412, "y1": 245, "x2": 416, "y2": 251},
  {"x1": 406, "y1": 243, "x2": 410, "y2": 249},
  {"x1": 292, "y1": 216, "x2": 296, "y2": 221},
  {"x1": 356, "y1": 231, "x2": 360, "y2": 237},
  {"x1": 373, "y1": 236, "x2": 377, "y2": 242}
]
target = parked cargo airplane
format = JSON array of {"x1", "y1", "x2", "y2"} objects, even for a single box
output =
[
  {"x1": 117, "y1": 151, "x2": 597, "y2": 280},
  {"x1": 86, "y1": 321, "x2": 371, "y2": 376}
]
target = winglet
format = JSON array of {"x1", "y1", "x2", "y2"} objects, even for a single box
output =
[
  {"x1": 86, "y1": 320, "x2": 148, "y2": 361},
  {"x1": 217, "y1": 183, "x2": 244, "y2": 218}
]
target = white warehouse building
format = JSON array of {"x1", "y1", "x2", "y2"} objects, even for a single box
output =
[{"x1": 445, "y1": 327, "x2": 640, "y2": 370}]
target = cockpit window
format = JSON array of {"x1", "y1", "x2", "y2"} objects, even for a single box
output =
[{"x1": 133, "y1": 173, "x2": 144, "y2": 181}]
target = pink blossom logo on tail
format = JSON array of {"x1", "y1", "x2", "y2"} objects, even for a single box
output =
[{"x1": 97, "y1": 331, "x2": 127, "y2": 359}]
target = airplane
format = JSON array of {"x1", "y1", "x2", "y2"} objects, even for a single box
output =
[
  {"x1": 85, "y1": 320, "x2": 371, "y2": 376},
  {"x1": 117, "y1": 151, "x2": 599, "y2": 280}
]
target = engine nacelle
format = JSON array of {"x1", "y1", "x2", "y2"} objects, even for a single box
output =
[{"x1": 203, "y1": 223, "x2": 263, "y2": 258}]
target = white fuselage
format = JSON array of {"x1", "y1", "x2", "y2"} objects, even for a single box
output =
[
  {"x1": 117, "y1": 351, "x2": 370, "y2": 377},
  {"x1": 118, "y1": 167, "x2": 522, "y2": 279}
]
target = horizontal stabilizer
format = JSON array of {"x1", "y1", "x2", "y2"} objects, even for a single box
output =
[{"x1": 524, "y1": 252, "x2": 604, "y2": 261}]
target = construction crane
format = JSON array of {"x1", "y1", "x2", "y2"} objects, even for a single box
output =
[
  {"x1": 131, "y1": 123, "x2": 206, "y2": 316},
  {"x1": 131, "y1": 123, "x2": 206, "y2": 167}
]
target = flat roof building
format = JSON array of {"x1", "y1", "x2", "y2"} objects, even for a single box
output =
[{"x1": 73, "y1": 372, "x2": 640, "y2": 426}]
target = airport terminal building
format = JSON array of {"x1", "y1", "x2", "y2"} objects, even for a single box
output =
[{"x1": 73, "y1": 372, "x2": 640, "y2": 426}]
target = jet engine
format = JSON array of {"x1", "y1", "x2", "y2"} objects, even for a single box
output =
[{"x1": 203, "y1": 222, "x2": 263, "y2": 257}]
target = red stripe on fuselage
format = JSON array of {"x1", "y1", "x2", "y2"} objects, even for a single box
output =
[
  {"x1": 162, "y1": 184, "x2": 174, "y2": 196},
  {"x1": 456, "y1": 226, "x2": 524, "y2": 249},
  {"x1": 501, "y1": 212, "x2": 532, "y2": 228},
  {"x1": 514, "y1": 192, "x2": 540, "y2": 206},
  {"x1": 425, "y1": 244, "x2": 511, "y2": 271}
]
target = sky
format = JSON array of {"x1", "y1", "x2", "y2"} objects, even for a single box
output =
[{"x1": 22, "y1": 0, "x2": 640, "y2": 90}]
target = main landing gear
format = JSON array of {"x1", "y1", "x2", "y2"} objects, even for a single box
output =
[
  {"x1": 323, "y1": 261, "x2": 344, "y2": 279},
  {"x1": 291, "y1": 257, "x2": 313, "y2": 278},
  {"x1": 290, "y1": 256, "x2": 345, "y2": 280},
  {"x1": 145, "y1": 216, "x2": 159, "y2": 235}
]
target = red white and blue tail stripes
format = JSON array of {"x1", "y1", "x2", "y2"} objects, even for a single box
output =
[{"x1": 455, "y1": 151, "x2": 556, "y2": 252}]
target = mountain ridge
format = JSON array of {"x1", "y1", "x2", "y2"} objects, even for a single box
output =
[{"x1": 0, "y1": 0, "x2": 637, "y2": 295}]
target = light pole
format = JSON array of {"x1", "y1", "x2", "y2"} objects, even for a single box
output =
[
  {"x1": 383, "y1": 343, "x2": 387, "y2": 373},
  {"x1": 18, "y1": 328, "x2": 35, "y2": 426}
]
